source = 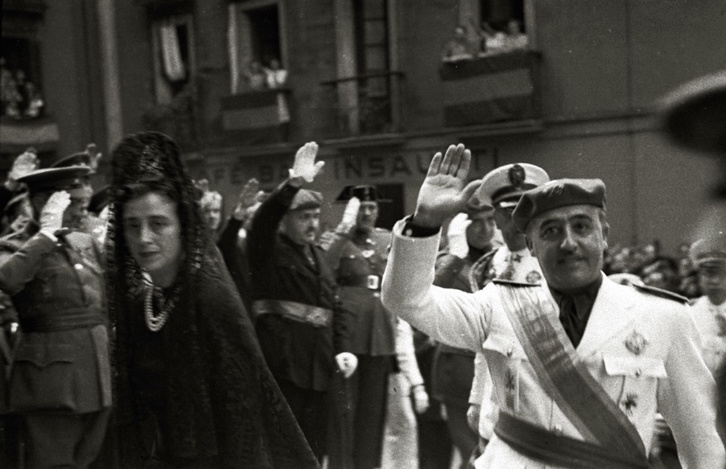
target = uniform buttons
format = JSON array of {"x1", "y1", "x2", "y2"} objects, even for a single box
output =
[
  {"x1": 373, "y1": 292, "x2": 380, "y2": 298},
  {"x1": 74, "y1": 263, "x2": 84, "y2": 270},
  {"x1": 506, "y1": 347, "x2": 513, "y2": 358},
  {"x1": 634, "y1": 368, "x2": 642, "y2": 378}
]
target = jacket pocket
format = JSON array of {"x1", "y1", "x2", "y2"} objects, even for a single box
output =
[
  {"x1": 603, "y1": 355, "x2": 666, "y2": 418},
  {"x1": 10, "y1": 343, "x2": 79, "y2": 412},
  {"x1": 482, "y1": 333, "x2": 527, "y2": 413}
]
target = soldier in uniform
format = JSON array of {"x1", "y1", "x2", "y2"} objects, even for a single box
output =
[
  {"x1": 464, "y1": 163, "x2": 548, "y2": 463},
  {"x1": 689, "y1": 230, "x2": 726, "y2": 376},
  {"x1": 48, "y1": 143, "x2": 105, "y2": 243},
  {"x1": 427, "y1": 200, "x2": 497, "y2": 468},
  {"x1": 382, "y1": 144, "x2": 724, "y2": 468},
  {"x1": 0, "y1": 165, "x2": 111, "y2": 469},
  {"x1": 321, "y1": 184, "x2": 397, "y2": 469},
  {"x1": 247, "y1": 142, "x2": 357, "y2": 462}
]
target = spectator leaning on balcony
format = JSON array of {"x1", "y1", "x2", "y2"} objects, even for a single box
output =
[
  {"x1": 381, "y1": 143, "x2": 724, "y2": 468},
  {"x1": 247, "y1": 142, "x2": 357, "y2": 463}
]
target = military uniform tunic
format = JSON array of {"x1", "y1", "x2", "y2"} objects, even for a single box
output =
[{"x1": 382, "y1": 222, "x2": 725, "y2": 469}]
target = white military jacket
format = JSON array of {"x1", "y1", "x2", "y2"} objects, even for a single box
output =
[{"x1": 381, "y1": 221, "x2": 724, "y2": 469}]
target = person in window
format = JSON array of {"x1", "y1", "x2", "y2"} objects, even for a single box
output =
[
  {"x1": 442, "y1": 25, "x2": 474, "y2": 62},
  {"x1": 245, "y1": 61, "x2": 267, "y2": 91},
  {"x1": 505, "y1": 20, "x2": 528, "y2": 50},
  {"x1": 265, "y1": 58, "x2": 288, "y2": 89},
  {"x1": 106, "y1": 131, "x2": 318, "y2": 468}
]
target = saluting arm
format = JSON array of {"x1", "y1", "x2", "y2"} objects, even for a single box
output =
[{"x1": 382, "y1": 144, "x2": 488, "y2": 353}]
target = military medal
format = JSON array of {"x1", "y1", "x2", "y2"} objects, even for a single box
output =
[{"x1": 624, "y1": 330, "x2": 648, "y2": 355}]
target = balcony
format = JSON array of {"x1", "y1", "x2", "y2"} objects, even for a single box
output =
[
  {"x1": 321, "y1": 71, "x2": 405, "y2": 140},
  {"x1": 439, "y1": 50, "x2": 541, "y2": 127},
  {"x1": 218, "y1": 89, "x2": 291, "y2": 147}
]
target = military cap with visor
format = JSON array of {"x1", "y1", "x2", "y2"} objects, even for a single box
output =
[
  {"x1": 473, "y1": 163, "x2": 550, "y2": 213},
  {"x1": 15, "y1": 166, "x2": 92, "y2": 194}
]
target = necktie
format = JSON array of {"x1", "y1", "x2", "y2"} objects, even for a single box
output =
[{"x1": 559, "y1": 295, "x2": 585, "y2": 347}]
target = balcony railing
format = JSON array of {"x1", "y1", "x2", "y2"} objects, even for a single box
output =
[
  {"x1": 321, "y1": 71, "x2": 405, "y2": 139},
  {"x1": 439, "y1": 50, "x2": 541, "y2": 127},
  {"x1": 219, "y1": 88, "x2": 291, "y2": 146}
]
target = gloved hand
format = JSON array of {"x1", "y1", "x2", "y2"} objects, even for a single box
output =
[
  {"x1": 467, "y1": 403, "x2": 481, "y2": 432},
  {"x1": 335, "y1": 197, "x2": 361, "y2": 235},
  {"x1": 39, "y1": 191, "x2": 71, "y2": 236},
  {"x1": 288, "y1": 142, "x2": 324, "y2": 184},
  {"x1": 447, "y1": 212, "x2": 471, "y2": 258},
  {"x1": 412, "y1": 384, "x2": 430, "y2": 414},
  {"x1": 335, "y1": 352, "x2": 358, "y2": 379},
  {"x1": 85, "y1": 143, "x2": 103, "y2": 172},
  {"x1": 6, "y1": 148, "x2": 39, "y2": 191}
]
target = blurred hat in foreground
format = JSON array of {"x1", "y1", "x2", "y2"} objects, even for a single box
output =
[
  {"x1": 690, "y1": 204, "x2": 726, "y2": 267},
  {"x1": 512, "y1": 178, "x2": 606, "y2": 233},
  {"x1": 660, "y1": 70, "x2": 726, "y2": 156}
]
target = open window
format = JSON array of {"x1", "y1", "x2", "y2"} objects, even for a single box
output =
[{"x1": 228, "y1": 0, "x2": 287, "y2": 94}]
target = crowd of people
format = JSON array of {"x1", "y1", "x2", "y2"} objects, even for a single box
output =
[{"x1": 0, "y1": 71, "x2": 724, "y2": 469}]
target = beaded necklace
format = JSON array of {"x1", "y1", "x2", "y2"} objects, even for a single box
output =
[{"x1": 143, "y1": 273, "x2": 180, "y2": 332}]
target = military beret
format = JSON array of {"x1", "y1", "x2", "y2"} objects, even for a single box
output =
[
  {"x1": 473, "y1": 163, "x2": 550, "y2": 207},
  {"x1": 336, "y1": 184, "x2": 390, "y2": 203},
  {"x1": 512, "y1": 178, "x2": 606, "y2": 233},
  {"x1": 290, "y1": 189, "x2": 323, "y2": 211},
  {"x1": 16, "y1": 166, "x2": 92, "y2": 194},
  {"x1": 660, "y1": 70, "x2": 726, "y2": 155}
]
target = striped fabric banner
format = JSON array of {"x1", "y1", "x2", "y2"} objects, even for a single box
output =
[{"x1": 439, "y1": 50, "x2": 540, "y2": 127}]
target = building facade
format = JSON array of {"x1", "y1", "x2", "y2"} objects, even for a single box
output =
[{"x1": 3, "y1": 0, "x2": 724, "y2": 252}]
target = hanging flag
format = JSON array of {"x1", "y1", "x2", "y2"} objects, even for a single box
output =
[{"x1": 439, "y1": 50, "x2": 540, "y2": 127}]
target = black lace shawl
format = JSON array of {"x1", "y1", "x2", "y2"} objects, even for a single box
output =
[{"x1": 106, "y1": 131, "x2": 318, "y2": 468}]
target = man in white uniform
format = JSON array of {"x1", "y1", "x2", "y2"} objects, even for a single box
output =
[{"x1": 382, "y1": 144, "x2": 724, "y2": 468}]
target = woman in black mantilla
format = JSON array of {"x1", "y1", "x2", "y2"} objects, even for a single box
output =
[{"x1": 106, "y1": 131, "x2": 318, "y2": 468}]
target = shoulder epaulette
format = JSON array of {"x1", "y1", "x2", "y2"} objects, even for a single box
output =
[
  {"x1": 633, "y1": 284, "x2": 689, "y2": 304},
  {"x1": 492, "y1": 278, "x2": 540, "y2": 287}
]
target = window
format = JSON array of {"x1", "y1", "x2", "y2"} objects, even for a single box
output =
[
  {"x1": 151, "y1": 14, "x2": 195, "y2": 105},
  {"x1": 455, "y1": 0, "x2": 533, "y2": 56},
  {"x1": 1, "y1": 37, "x2": 45, "y2": 119},
  {"x1": 480, "y1": 0, "x2": 525, "y2": 34},
  {"x1": 228, "y1": 0, "x2": 286, "y2": 94}
]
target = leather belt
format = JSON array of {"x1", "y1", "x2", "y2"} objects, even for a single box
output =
[
  {"x1": 337, "y1": 274, "x2": 381, "y2": 290},
  {"x1": 20, "y1": 309, "x2": 106, "y2": 332},
  {"x1": 494, "y1": 411, "x2": 648, "y2": 469},
  {"x1": 252, "y1": 299, "x2": 333, "y2": 328}
]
